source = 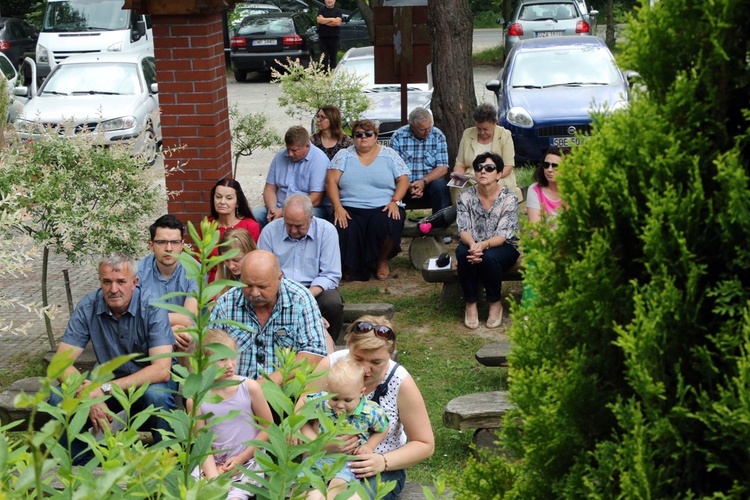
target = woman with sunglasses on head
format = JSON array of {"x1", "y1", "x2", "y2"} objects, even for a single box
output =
[
  {"x1": 311, "y1": 315, "x2": 435, "y2": 499},
  {"x1": 311, "y1": 105, "x2": 353, "y2": 161},
  {"x1": 527, "y1": 145, "x2": 571, "y2": 224},
  {"x1": 326, "y1": 119, "x2": 411, "y2": 281},
  {"x1": 456, "y1": 152, "x2": 520, "y2": 329},
  {"x1": 451, "y1": 103, "x2": 523, "y2": 203}
]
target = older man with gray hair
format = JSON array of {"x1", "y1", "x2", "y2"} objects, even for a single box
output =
[
  {"x1": 48, "y1": 252, "x2": 176, "y2": 464},
  {"x1": 258, "y1": 194, "x2": 344, "y2": 340},
  {"x1": 389, "y1": 106, "x2": 451, "y2": 214}
]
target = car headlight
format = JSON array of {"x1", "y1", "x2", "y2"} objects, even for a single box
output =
[
  {"x1": 37, "y1": 45, "x2": 48, "y2": 64},
  {"x1": 14, "y1": 119, "x2": 43, "y2": 135},
  {"x1": 99, "y1": 116, "x2": 137, "y2": 132},
  {"x1": 107, "y1": 41, "x2": 123, "y2": 52},
  {"x1": 507, "y1": 106, "x2": 534, "y2": 128}
]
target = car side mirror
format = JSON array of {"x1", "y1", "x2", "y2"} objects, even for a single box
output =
[
  {"x1": 588, "y1": 9, "x2": 599, "y2": 16},
  {"x1": 342, "y1": 14, "x2": 351, "y2": 23},
  {"x1": 150, "y1": 82, "x2": 159, "y2": 94},
  {"x1": 486, "y1": 79, "x2": 501, "y2": 93},
  {"x1": 133, "y1": 19, "x2": 147, "y2": 42},
  {"x1": 496, "y1": 17, "x2": 505, "y2": 25},
  {"x1": 14, "y1": 86, "x2": 29, "y2": 98}
]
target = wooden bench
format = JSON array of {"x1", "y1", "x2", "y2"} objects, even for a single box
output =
[
  {"x1": 402, "y1": 219, "x2": 458, "y2": 270},
  {"x1": 421, "y1": 258, "x2": 524, "y2": 303},
  {"x1": 475, "y1": 340, "x2": 511, "y2": 367},
  {"x1": 443, "y1": 390, "x2": 515, "y2": 454},
  {"x1": 338, "y1": 302, "x2": 395, "y2": 345}
]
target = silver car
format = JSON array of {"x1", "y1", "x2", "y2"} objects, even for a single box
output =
[
  {"x1": 501, "y1": 0, "x2": 598, "y2": 55},
  {"x1": 14, "y1": 51, "x2": 161, "y2": 164}
]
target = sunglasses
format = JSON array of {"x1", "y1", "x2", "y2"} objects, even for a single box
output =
[
  {"x1": 353, "y1": 321, "x2": 396, "y2": 340},
  {"x1": 543, "y1": 161, "x2": 559, "y2": 169},
  {"x1": 474, "y1": 163, "x2": 498, "y2": 173},
  {"x1": 354, "y1": 130, "x2": 376, "y2": 139}
]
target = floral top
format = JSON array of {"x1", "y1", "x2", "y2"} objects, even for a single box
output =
[
  {"x1": 311, "y1": 132, "x2": 353, "y2": 160},
  {"x1": 457, "y1": 185, "x2": 519, "y2": 248}
]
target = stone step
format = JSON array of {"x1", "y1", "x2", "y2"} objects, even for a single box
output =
[
  {"x1": 443, "y1": 390, "x2": 514, "y2": 431},
  {"x1": 475, "y1": 340, "x2": 511, "y2": 367},
  {"x1": 338, "y1": 302, "x2": 395, "y2": 346},
  {"x1": 0, "y1": 377, "x2": 51, "y2": 429}
]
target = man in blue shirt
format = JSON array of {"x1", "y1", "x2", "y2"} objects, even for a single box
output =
[
  {"x1": 209, "y1": 250, "x2": 328, "y2": 383},
  {"x1": 389, "y1": 107, "x2": 451, "y2": 214},
  {"x1": 137, "y1": 214, "x2": 199, "y2": 353},
  {"x1": 252, "y1": 126, "x2": 330, "y2": 228},
  {"x1": 48, "y1": 253, "x2": 176, "y2": 464},
  {"x1": 258, "y1": 194, "x2": 344, "y2": 340}
]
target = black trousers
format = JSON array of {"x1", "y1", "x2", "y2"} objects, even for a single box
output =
[{"x1": 319, "y1": 36, "x2": 340, "y2": 71}]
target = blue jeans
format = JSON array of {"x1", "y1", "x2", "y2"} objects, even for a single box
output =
[
  {"x1": 48, "y1": 379, "x2": 177, "y2": 465},
  {"x1": 456, "y1": 242, "x2": 520, "y2": 303},
  {"x1": 364, "y1": 469, "x2": 406, "y2": 499}
]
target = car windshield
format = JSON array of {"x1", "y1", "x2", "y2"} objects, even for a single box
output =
[
  {"x1": 237, "y1": 17, "x2": 294, "y2": 35},
  {"x1": 519, "y1": 3, "x2": 579, "y2": 20},
  {"x1": 510, "y1": 46, "x2": 621, "y2": 88},
  {"x1": 42, "y1": 62, "x2": 141, "y2": 95},
  {"x1": 43, "y1": 0, "x2": 129, "y2": 31}
]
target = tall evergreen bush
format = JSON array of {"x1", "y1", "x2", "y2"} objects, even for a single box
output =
[{"x1": 454, "y1": 0, "x2": 750, "y2": 497}]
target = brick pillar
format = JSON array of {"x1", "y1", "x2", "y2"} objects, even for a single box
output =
[{"x1": 152, "y1": 13, "x2": 232, "y2": 227}]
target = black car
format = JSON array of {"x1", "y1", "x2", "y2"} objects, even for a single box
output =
[
  {"x1": 339, "y1": 9, "x2": 370, "y2": 51},
  {"x1": 230, "y1": 12, "x2": 318, "y2": 81},
  {"x1": 0, "y1": 18, "x2": 38, "y2": 75}
]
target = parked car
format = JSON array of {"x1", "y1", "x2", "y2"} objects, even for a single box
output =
[
  {"x1": 485, "y1": 36, "x2": 629, "y2": 164},
  {"x1": 14, "y1": 52, "x2": 161, "y2": 164},
  {"x1": 228, "y1": 2, "x2": 282, "y2": 37},
  {"x1": 500, "y1": 0, "x2": 597, "y2": 55},
  {"x1": 335, "y1": 46, "x2": 432, "y2": 142},
  {"x1": 0, "y1": 52, "x2": 24, "y2": 122},
  {"x1": 339, "y1": 9, "x2": 370, "y2": 51},
  {"x1": 230, "y1": 12, "x2": 318, "y2": 81},
  {"x1": 0, "y1": 17, "x2": 38, "y2": 81}
]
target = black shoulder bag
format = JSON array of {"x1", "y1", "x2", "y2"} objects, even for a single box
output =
[{"x1": 371, "y1": 363, "x2": 400, "y2": 405}]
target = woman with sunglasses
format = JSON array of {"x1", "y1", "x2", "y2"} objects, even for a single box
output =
[
  {"x1": 311, "y1": 105, "x2": 353, "y2": 160},
  {"x1": 456, "y1": 152, "x2": 520, "y2": 329},
  {"x1": 326, "y1": 119, "x2": 411, "y2": 281},
  {"x1": 451, "y1": 103, "x2": 523, "y2": 203},
  {"x1": 311, "y1": 315, "x2": 435, "y2": 499},
  {"x1": 527, "y1": 146, "x2": 570, "y2": 223}
]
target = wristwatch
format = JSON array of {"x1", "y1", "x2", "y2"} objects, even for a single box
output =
[{"x1": 101, "y1": 382, "x2": 112, "y2": 395}]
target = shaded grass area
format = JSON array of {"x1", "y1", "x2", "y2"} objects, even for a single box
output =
[
  {"x1": 472, "y1": 45, "x2": 504, "y2": 66},
  {"x1": 340, "y1": 253, "x2": 510, "y2": 485},
  {"x1": 0, "y1": 352, "x2": 45, "y2": 393}
]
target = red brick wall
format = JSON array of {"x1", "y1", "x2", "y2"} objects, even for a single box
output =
[{"x1": 152, "y1": 13, "x2": 232, "y2": 228}]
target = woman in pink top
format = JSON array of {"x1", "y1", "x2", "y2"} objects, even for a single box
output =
[
  {"x1": 206, "y1": 178, "x2": 260, "y2": 283},
  {"x1": 526, "y1": 146, "x2": 570, "y2": 223}
]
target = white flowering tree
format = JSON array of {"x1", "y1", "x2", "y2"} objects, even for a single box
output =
[
  {"x1": 272, "y1": 57, "x2": 371, "y2": 129},
  {"x1": 0, "y1": 133, "x2": 162, "y2": 347}
]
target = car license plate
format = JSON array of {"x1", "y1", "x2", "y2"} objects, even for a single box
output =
[
  {"x1": 550, "y1": 136, "x2": 586, "y2": 147},
  {"x1": 535, "y1": 31, "x2": 564, "y2": 38},
  {"x1": 377, "y1": 139, "x2": 390, "y2": 146},
  {"x1": 252, "y1": 39, "x2": 277, "y2": 46}
]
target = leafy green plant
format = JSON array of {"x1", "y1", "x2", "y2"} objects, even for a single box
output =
[
  {"x1": 229, "y1": 105, "x2": 283, "y2": 178},
  {"x1": 272, "y1": 57, "x2": 371, "y2": 128},
  {"x1": 0, "y1": 133, "x2": 161, "y2": 348}
]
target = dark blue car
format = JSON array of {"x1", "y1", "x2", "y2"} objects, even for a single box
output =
[{"x1": 486, "y1": 36, "x2": 630, "y2": 165}]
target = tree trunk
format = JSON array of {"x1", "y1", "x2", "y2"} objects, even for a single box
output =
[
  {"x1": 605, "y1": 0, "x2": 615, "y2": 49},
  {"x1": 429, "y1": 0, "x2": 476, "y2": 168},
  {"x1": 357, "y1": 0, "x2": 384, "y2": 43},
  {"x1": 42, "y1": 246, "x2": 56, "y2": 349}
]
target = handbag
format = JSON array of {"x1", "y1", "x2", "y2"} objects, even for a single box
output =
[{"x1": 418, "y1": 205, "x2": 457, "y2": 229}]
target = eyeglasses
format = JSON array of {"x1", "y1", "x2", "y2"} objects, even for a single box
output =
[
  {"x1": 353, "y1": 130, "x2": 375, "y2": 139},
  {"x1": 255, "y1": 334, "x2": 265, "y2": 364},
  {"x1": 353, "y1": 321, "x2": 396, "y2": 340},
  {"x1": 316, "y1": 114, "x2": 328, "y2": 121},
  {"x1": 153, "y1": 240, "x2": 183, "y2": 246},
  {"x1": 474, "y1": 163, "x2": 497, "y2": 173},
  {"x1": 543, "y1": 162, "x2": 559, "y2": 170}
]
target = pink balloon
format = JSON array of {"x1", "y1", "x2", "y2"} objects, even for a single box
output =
[{"x1": 419, "y1": 222, "x2": 432, "y2": 235}]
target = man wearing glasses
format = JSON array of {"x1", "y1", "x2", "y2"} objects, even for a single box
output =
[{"x1": 137, "y1": 214, "x2": 199, "y2": 352}]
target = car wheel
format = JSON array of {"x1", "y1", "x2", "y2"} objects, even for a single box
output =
[
  {"x1": 234, "y1": 68, "x2": 248, "y2": 82},
  {"x1": 138, "y1": 125, "x2": 160, "y2": 166}
]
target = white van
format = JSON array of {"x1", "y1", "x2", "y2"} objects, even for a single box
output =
[{"x1": 36, "y1": 0, "x2": 153, "y2": 79}]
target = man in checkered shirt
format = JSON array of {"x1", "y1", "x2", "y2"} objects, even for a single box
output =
[
  {"x1": 389, "y1": 106, "x2": 451, "y2": 214},
  {"x1": 209, "y1": 250, "x2": 327, "y2": 383}
]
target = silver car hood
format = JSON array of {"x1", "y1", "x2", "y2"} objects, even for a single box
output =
[{"x1": 19, "y1": 94, "x2": 150, "y2": 124}]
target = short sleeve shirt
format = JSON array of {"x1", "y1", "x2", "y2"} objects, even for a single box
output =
[
  {"x1": 389, "y1": 125, "x2": 449, "y2": 182},
  {"x1": 317, "y1": 6, "x2": 343, "y2": 37},
  {"x1": 457, "y1": 186, "x2": 520, "y2": 248},
  {"x1": 266, "y1": 143, "x2": 329, "y2": 208},
  {"x1": 310, "y1": 391, "x2": 389, "y2": 445},
  {"x1": 61, "y1": 286, "x2": 174, "y2": 377},
  {"x1": 137, "y1": 253, "x2": 198, "y2": 306}
]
